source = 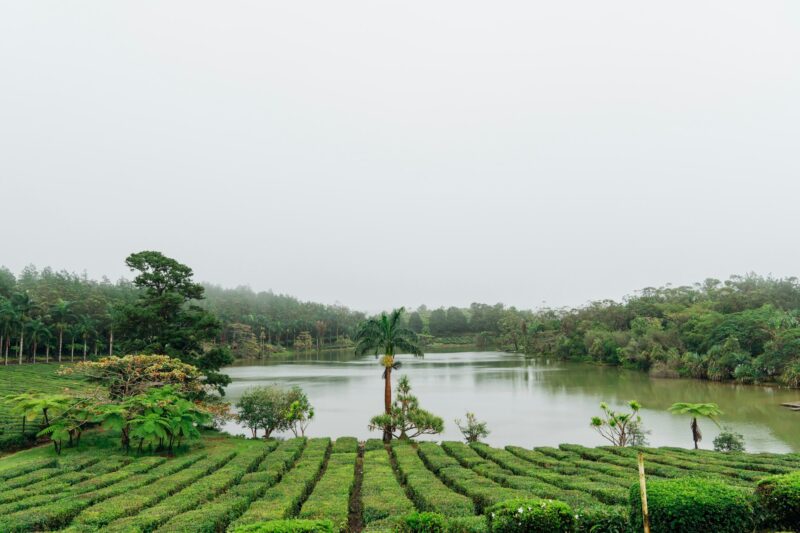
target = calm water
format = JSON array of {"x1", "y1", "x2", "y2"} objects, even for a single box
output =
[{"x1": 221, "y1": 350, "x2": 800, "y2": 452}]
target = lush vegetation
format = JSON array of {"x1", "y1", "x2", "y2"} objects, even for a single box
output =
[{"x1": 1, "y1": 431, "x2": 799, "y2": 532}]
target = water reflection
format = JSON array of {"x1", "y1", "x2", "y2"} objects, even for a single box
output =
[{"x1": 222, "y1": 351, "x2": 800, "y2": 452}]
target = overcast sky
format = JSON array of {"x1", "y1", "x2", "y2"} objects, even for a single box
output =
[{"x1": 1, "y1": 2, "x2": 798, "y2": 312}]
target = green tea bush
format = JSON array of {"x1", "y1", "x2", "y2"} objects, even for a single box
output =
[
  {"x1": 629, "y1": 478, "x2": 753, "y2": 533},
  {"x1": 364, "y1": 438, "x2": 385, "y2": 452},
  {"x1": 398, "y1": 512, "x2": 447, "y2": 532},
  {"x1": 361, "y1": 449, "x2": 415, "y2": 523},
  {"x1": 391, "y1": 443, "x2": 474, "y2": 517},
  {"x1": 486, "y1": 498, "x2": 574, "y2": 533},
  {"x1": 755, "y1": 470, "x2": 800, "y2": 531},
  {"x1": 331, "y1": 436, "x2": 358, "y2": 454},
  {"x1": 232, "y1": 519, "x2": 335, "y2": 532},
  {"x1": 573, "y1": 505, "x2": 628, "y2": 533},
  {"x1": 298, "y1": 452, "x2": 357, "y2": 531}
]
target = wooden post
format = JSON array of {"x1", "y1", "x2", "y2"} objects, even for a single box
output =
[{"x1": 638, "y1": 451, "x2": 651, "y2": 533}]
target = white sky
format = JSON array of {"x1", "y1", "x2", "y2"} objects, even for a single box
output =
[{"x1": 1, "y1": 2, "x2": 799, "y2": 312}]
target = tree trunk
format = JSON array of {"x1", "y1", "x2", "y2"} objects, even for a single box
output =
[
  {"x1": 0, "y1": 335, "x2": 3, "y2": 365},
  {"x1": 32, "y1": 340, "x2": 36, "y2": 364},
  {"x1": 83, "y1": 338, "x2": 87, "y2": 361},
  {"x1": 58, "y1": 328, "x2": 63, "y2": 362},
  {"x1": 109, "y1": 329, "x2": 113, "y2": 355},
  {"x1": 383, "y1": 361, "x2": 393, "y2": 443},
  {"x1": 45, "y1": 344, "x2": 49, "y2": 363},
  {"x1": 691, "y1": 417, "x2": 701, "y2": 449},
  {"x1": 19, "y1": 329, "x2": 24, "y2": 365},
  {"x1": 70, "y1": 338, "x2": 75, "y2": 362}
]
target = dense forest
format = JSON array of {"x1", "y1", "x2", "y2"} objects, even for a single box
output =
[{"x1": 1, "y1": 260, "x2": 799, "y2": 387}]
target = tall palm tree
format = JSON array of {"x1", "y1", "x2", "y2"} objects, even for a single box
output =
[
  {"x1": 50, "y1": 299, "x2": 73, "y2": 363},
  {"x1": 11, "y1": 292, "x2": 32, "y2": 365},
  {"x1": 668, "y1": 402, "x2": 723, "y2": 449},
  {"x1": 26, "y1": 319, "x2": 51, "y2": 364},
  {"x1": 0, "y1": 299, "x2": 17, "y2": 365},
  {"x1": 77, "y1": 315, "x2": 95, "y2": 362},
  {"x1": 354, "y1": 307, "x2": 423, "y2": 442}
]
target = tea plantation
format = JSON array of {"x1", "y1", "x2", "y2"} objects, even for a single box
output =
[
  {"x1": 0, "y1": 364, "x2": 90, "y2": 451},
  {"x1": 1, "y1": 431, "x2": 799, "y2": 532}
]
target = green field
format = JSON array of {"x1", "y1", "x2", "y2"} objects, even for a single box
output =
[
  {"x1": 1, "y1": 430, "x2": 799, "y2": 532},
  {"x1": 0, "y1": 364, "x2": 90, "y2": 451}
]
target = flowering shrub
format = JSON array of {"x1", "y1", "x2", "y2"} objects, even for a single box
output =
[{"x1": 487, "y1": 498, "x2": 573, "y2": 533}]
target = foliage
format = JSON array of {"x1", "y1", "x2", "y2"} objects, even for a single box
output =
[
  {"x1": 486, "y1": 498, "x2": 574, "y2": 533},
  {"x1": 369, "y1": 376, "x2": 443, "y2": 440},
  {"x1": 114, "y1": 251, "x2": 233, "y2": 393},
  {"x1": 455, "y1": 412, "x2": 490, "y2": 443},
  {"x1": 231, "y1": 520, "x2": 334, "y2": 532},
  {"x1": 355, "y1": 307, "x2": 423, "y2": 441},
  {"x1": 713, "y1": 428, "x2": 746, "y2": 452},
  {"x1": 297, "y1": 449, "x2": 356, "y2": 531},
  {"x1": 235, "y1": 385, "x2": 309, "y2": 439},
  {"x1": 629, "y1": 477, "x2": 754, "y2": 533},
  {"x1": 286, "y1": 389, "x2": 315, "y2": 437},
  {"x1": 590, "y1": 401, "x2": 642, "y2": 447},
  {"x1": 294, "y1": 331, "x2": 314, "y2": 351},
  {"x1": 668, "y1": 402, "x2": 722, "y2": 449},
  {"x1": 361, "y1": 447, "x2": 415, "y2": 523},
  {"x1": 63, "y1": 354, "x2": 206, "y2": 399},
  {"x1": 755, "y1": 470, "x2": 800, "y2": 531},
  {"x1": 398, "y1": 511, "x2": 447, "y2": 532}
]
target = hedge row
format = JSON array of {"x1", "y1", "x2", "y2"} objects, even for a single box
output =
[
  {"x1": 755, "y1": 470, "x2": 800, "y2": 531},
  {"x1": 231, "y1": 519, "x2": 335, "y2": 533},
  {"x1": 298, "y1": 451, "x2": 357, "y2": 531},
  {"x1": 390, "y1": 442, "x2": 474, "y2": 517},
  {"x1": 331, "y1": 437, "x2": 358, "y2": 454},
  {"x1": 364, "y1": 439, "x2": 386, "y2": 452},
  {"x1": 232, "y1": 438, "x2": 331, "y2": 527},
  {"x1": 104, "y1": 441, "x2": 274, "y2": 532},
  {"x1": 158, "y1": 439, "x2": 307, "y2": 533},
  {"x1": 72, "y1": 450, "x2": 238, "y2": 527},
  {"x1": 0, "y1": 452, "x2": 204, "y2": 532},
  {"x1": 416, "y1": 442, "x2": 523, "y2": 512},
  {"x1": 361, "y1": 448, "x2": 415, "y2": 524}
]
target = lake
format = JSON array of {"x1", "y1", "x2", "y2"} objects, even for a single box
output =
[{"x1": 221, "y1": 350, "x2": 800, "y2": 452}]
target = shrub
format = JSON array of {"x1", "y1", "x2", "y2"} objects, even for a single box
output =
[
  {"x1": 755, "y1": 470, "x2": 800, "y2": 531},
  {"x1": 298, "y1": 452, "x2": 356, "y2": 531},
  {"x1": 361, "y1": 449, "x2": 414, "y2": 523},
  {"x1": 331, "y1": 436, "x2": 358, "y2": 454},
  {"x1": 398, "y1": 512, "x2": 447, "y2": 533},
  {"x1": 445, "y1": 515, "x2": 488, "y2": 533},
  {"x1": 486, "y1": 498, "x2": 574, "y2": 533},
  {"x1": 232, "y1": 519, "x2": 334, "y2": 532},
  {"x1": 629, "y1": 478, "x2": 753, "y2": 533},
  {"x1": 572, "y1": 505, "x2": 628, "y2": 533},
  {"x1": 455, "y1": 412, "x2": 490, "y2": 443},
  {"x1": 364, "y1": 438, "x2": 385, "y2": 452},
  {"x1": 713, "y1": 429, "x2": 746, "y2": 452}
]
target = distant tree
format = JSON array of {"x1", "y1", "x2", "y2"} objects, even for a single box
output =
[
  {"x1": 286, "y1": 387, "x2": 314, "y2": 437},
  {"x1": 445, "y1": 307, "x2": 468, "y2": 334},
  {"x1": 115, "y1": 251, "x2": 232, "y2": 392},
  {"x1": 235, "y1": 385, "x2": 298, "y2": 439},
  {"x1": 314, "y1": 321, "x2": 327, "y2": 351},
  {"x1": 590, "y1": 401, "x2": 642, "y2": 447},
  {"x1": 354, "y1": 307, "x2": 423, "y2": 442},
  {"x1": 455, "y1": 412, "x2": 490, "y2": 443},
  {"x1": 428, "y1": 308, "x2": 448, "y2": 336},
  {"x1": 668, "y1": 402, "x2": 723, "y2": 449},
  {"x1": 50, "y1": 299, "x2": 73, "y2": 363},
  {"x1": 408, "y1": 312, "x2": 424, "y2": 334},
  {"x1": 369, "y1": 376, "x2": 443, "y2": 440},
  {"x1": 294, "y1": 331, "x2": 314, "y2": 351}
]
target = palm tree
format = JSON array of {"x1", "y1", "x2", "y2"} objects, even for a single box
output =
[
  {"x1": 668, "y1": 402, "x2": 723, "y2": 449},
  {"x1": 26, "y1": 319, "x2": 51, "y2": 364},
  {"x1": 0, "y1": 300, "x2": 17, "y2": 365},
  {"x1": 354, "y1": 307, "x2": 423, "y2": 442},
  {"x1": 11, "y1": 292, "x2": 32, "y2": 365},
  {"x1": 50, "y1": 299, "x2": 73, "y2": 363},
  {"x1": 77, "y1": 315, "x2": 95, "y2": 362}
]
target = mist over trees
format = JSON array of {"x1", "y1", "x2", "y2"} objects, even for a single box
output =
[{"x1": 2, "y1": 258, "x2": 800, "y2": 388}]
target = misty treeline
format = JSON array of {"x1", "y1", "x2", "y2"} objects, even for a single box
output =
[{"x1": 2, "y1": 259, "x2": 800, "y2": 388}]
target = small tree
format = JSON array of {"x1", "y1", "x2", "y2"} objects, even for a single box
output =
[
  {"x1": 455, "y1": 412, "x2": 490, "y2": 443},
  {"x1": 294, "y1": 331, "x2": 314, "y2": 351},
  {"x1": 369, "y1": 376, "x2": 443, "y2": 440},
  {"x1": 286, "y1": 388, "x2": 314, "y2": 437},
  {"x1": 668, "y1": 402, "x2": 723, "y2": 449},
  {"x1": 590, "y1": 400, "x2": 642, "y2": 447},
  {"x1": 713, "y1": 428, "x2": 746, "y2": 452},
  {"x1": 235, "y1": 385, "x2": 295, "y2": 439}
]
